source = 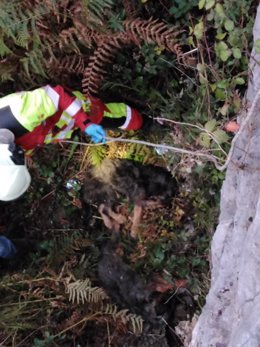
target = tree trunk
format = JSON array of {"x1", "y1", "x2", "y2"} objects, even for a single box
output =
[{"x1": 190, "y1": 5, "x2": 260, "y2": 347}]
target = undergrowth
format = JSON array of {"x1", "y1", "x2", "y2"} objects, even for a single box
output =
[{"x1": 0, "y1": 0, "x2": 257, "y2": 346}]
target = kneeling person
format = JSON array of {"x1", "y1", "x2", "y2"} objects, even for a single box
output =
[{"x1": 0, "y1": 129, "x2": 31, "y2": 258}]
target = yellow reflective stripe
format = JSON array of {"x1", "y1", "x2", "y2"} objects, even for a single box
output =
[
  {"x1": 44, "y1": 120, "x2": 75, "y2": 143},
  {"x1": 25, "y1": 149, "x2": 34, "y2": 156},
  {"x1": 104, "y1": 103, "x2": 127, "y2": 118},
  {"x1": 61, "y1": 114, "x2": 70, "y2": 122},
  {"x1": 52, "y1": 130, "x2": 73, "y2": 140},
  {"x1": 56, "y1": 112, "x2": 71, "y2": 128},
  {"x1": 119, "y1": 106, "x2": 132, "y2": 130},
  {"x1": 72, "y1": 90, "x2": 85, "y2": 100},
  {"x1": 11, "y1": 87, "x2": 58, "y2": 131},
  {"x1": 55, "y1": 98, "x2": 80, "y2": 129},
  {"x1": 72, "y1": 91, "x2": 90, "y2": 112},
  {"x1": 45, "y1": 135, "x2": 52, "y2": 144}
]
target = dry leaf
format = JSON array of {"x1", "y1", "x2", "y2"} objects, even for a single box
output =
[
  {"x1": 148, "y1": 274, "x2": 175, "y2": 293},
  {"x1": 224, "y1": 121, "x2": 240, "y2": 133}
]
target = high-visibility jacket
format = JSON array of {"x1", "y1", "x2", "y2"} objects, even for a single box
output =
[{"x1": 0, "y1": 85, "x2": 143, "y2": 151}]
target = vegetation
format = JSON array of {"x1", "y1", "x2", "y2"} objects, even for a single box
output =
[{"x1": 0, "y1": 0, "x2": 256, "y2": 346}]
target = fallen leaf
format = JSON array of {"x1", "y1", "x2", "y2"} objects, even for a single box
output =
[
  {"x1": 148, "y1": 274, "x2": 175, "y2": 293},
  {"x1": 224, "y1": 121, "x2": 240, "y2": 133},
  {"x1": 175, "y1": 279, "x2": 188, "y2": 288}
]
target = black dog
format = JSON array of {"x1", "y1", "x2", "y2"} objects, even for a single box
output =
[{"x1": 84, "y1": 159, "x2": 178, "y2": 236}]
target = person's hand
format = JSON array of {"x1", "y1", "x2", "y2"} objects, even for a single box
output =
[{"x1": 85, "y1": 124, "x2": 106, "y2": 144}]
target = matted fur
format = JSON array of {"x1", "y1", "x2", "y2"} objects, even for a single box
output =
[{"x1": 84, "y1": 158, "x2": 178, "y2": 207}]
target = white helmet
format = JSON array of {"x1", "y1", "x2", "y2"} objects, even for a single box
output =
[{"x1": 0, "y1": 129, "x2": 31, "y2": 201}]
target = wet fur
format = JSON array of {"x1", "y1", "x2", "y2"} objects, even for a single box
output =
[
  {"x1": 84, "y1": 158, "x2": 178, "y2": 207},
  {"x1": 98, "y1": 238, "x2": 159, "y2": 325}
]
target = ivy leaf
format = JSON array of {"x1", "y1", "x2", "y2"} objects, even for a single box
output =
[
  {"x1": 210, "y1": 83, "x2": 216, "y2": 92},
  {"x1": 215, "y1": 3, "x2": 225, "y2": 18},
  {"x1": 235, "y1": 77, "x2": 245, "y2": 85},
  {"x1": 205, "y1": 0, "x2": 215, "y2": 10},
  {"x1": 224, "y1": 19, "x2": 234, "y2": 32},
  {"x1": 204, "y1": 119, "x2": 217, "y2": 132},
  {"x1": 215, "y1": 41, "x2": 231, "y2": 62},
  {"x1": 233, "y1": 96, "x2": 241, "y2": 111},
  {"x1": 207, "y1": 11, "x2": 214, "y2": 21},
  {"x1": 232, "y1": 47, "x2": 242, "y2": 59},
  {"x1": 197, "y1": 63, "x2": 207, "y2": 84},
  {"x1": 219, "y1": 103, "x2": 229, "y2": 116},
  {"x1": 254, "y1": 39, "x2": 260, "y2": 54},
  {"x1": 217, "y1": 79, "x2": 228, "y2": 89},
  {"x1": 212, "y1": 129, "x2": 229, "y2": 144},
  {"x1": 199, "y1": 133, "x2": 211, "y2": 148},
  {"x1": 216, "y1": 32, "x2": 227, "y2": 40},
  {"x1": 198, "y1": 0, "x2": 206, "y2": 9},
  {"x1": 215, "y1": 88, "x2": 226, "y2": 101},
  {"x1": 194, "y1": 21, "x2": 204, "y2": 40}
]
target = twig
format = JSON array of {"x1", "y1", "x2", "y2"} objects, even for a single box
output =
[
  {"x1": 159, "y1": 57, "x2": 199, "y2": 85},
  {"x1": 154, "y1": 117, "x2": 228, "y2": 156},
  {"x1": 53, "y1": 313, "x2": 100, "y2": 338},
  {"x1": 182, "y1": 48, "x2": 198, "y2": 56},
  {"x1": 60, "y1": 137, "x2": 225, "y2": 169},
  {"x1": 107, "y1": 321, "x2": 111, "y2": 347}
]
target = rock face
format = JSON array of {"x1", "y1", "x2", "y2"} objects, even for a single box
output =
[{"x1": 190, "y1": 5, "x2": 260, "y2": 347}]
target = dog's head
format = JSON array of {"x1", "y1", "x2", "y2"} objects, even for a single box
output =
[{"x1": 142, "y1": 165, "x2": 178, "y2": 202}]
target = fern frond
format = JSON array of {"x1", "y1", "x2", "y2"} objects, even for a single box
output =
[
  {"x1": 48, "y1": 55, "x2": 85, "y2": 75},
  {"x1": 34, "y1": 0, "x2": 64, "y2": 23},
  {"x1": 88, "y1": 0, "x2": 114, "y2": 21},
  {"x1": 82, "y1": 33, "x2": 130, "y2": 95},
  {"x1": 67, "y1": 279, "x2": 108, "y2": 304},
  {"x1": 83, "y1": 145, "x2": 108, "y2": 168},
  {"x1": 16, "y1": 18, "x2": 31, "y2": 48},
  {"x1": 124, "y1": 18, "x2": 183, "y2": 58},
  {"x1": 72, "y1": 19, "x2": 103, "y2": 48},
  {"x1": 123, "y1": 0, "x2": 140, "y2": 18},
  {"x1": 21, "y1": 49, "x2": 48, "y2": 79},
  {"x1": 0, "y1": 37, "x2": 12, "y2": 57},
  {"x1": 0, "y1": 62, "x2": 15, "y2": 82},
  {"x1": 0, "y1": 2, "x2": 50, "y2": 47},
  {"x1": 46, "y1": 231, "x2": 85, "y2": 265},
  {"x1": 79, "y1": 0, "x2": 115, "y2": 27},
  {"x1": 103, "y1": 304, "x2": 144, "y2": 334},
  {"x1": 59, "y1": 27, "x2": 81, "y2": 53}
]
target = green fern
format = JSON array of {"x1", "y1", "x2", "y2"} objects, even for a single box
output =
[
  {"x1": 87, "y1": 145, "x2": 108, "y2": 166},
  {"x1": 21, "y1": 49, "x2": 48, "y2": 78},
  {"x1": 47, "y1": 231, "x2": 84, "y2": 264},
  {"x1": 81, "y1": 0, "x2": 116, "y2": 26},
  {"x1": 0, "y1": 2, "x2": 49, "y2": 45},
  {"x1": 16, "y1": 18, "x2": 31, "y2": 48},
  {"x1": 0, "y1": 37, "x2": 12, "y2": 57},
  {"x1": 0, "y1": 62, "x2": 16, "y2": 83},
  {"x1": 0, "y1": 303, "x2": 38, "y2": 332},
  {"x1": 122, "y1": 142, "x2": 157, "y2": 164}
]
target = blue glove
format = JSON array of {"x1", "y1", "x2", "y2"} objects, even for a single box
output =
[
  {"x1": 0, "y1": 236, "x2": 17, "y2": 259},
  {"x1": 85, "y1": 124, "x2": 106, "y2": 144}
]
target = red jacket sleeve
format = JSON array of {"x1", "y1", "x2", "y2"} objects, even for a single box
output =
[{"x1": 52, "y1": 85, "x2": 93, "y2": 131}]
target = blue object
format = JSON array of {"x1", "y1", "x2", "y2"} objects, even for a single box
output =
[
  {"x1": 0, "y1": 236, "x2": 17, "y2": 259},
  {"x1": 85, "y1": 124, "x2": 106, "y2": 144}
]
